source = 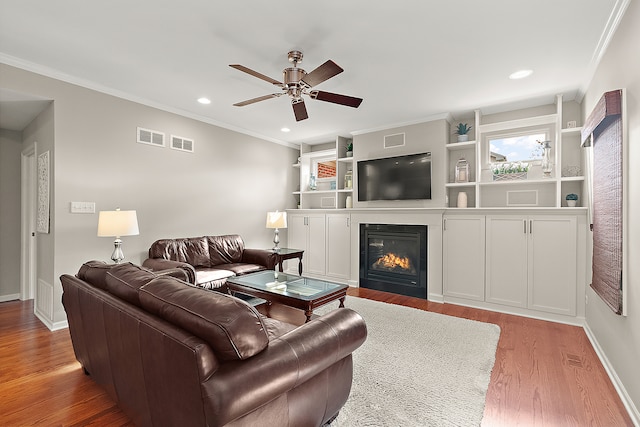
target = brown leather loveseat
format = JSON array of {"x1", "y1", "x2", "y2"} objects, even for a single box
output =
[
  {"x1": 142, "y1": 234, "x2": 277, "y2": 290},
  {"x1": 61, "y1": 261, "x2": 367, "y2": 427}
]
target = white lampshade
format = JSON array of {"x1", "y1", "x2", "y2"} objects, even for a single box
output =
[
  {"x1": 97, "y1": 209, "x2": 139, "y2": 237},
  {"x1": 266, "y1": 211, "x2": 287, "y2": 229}
]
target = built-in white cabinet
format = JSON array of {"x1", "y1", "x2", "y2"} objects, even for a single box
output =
[
  {"x1": 325, "y1": 213, "x2": 351, "y2": 280},
  {"x1": 485, "y1": 215, "x2": 577, "y2": 316},
  {"x1": 287, "y1": 213, "x2": 326, "y2": 276},
  {"x1": 443, "y1": 215, "x2": 485, "y2": 301}
]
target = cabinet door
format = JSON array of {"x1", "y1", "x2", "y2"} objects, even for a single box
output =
[
  {"x1": 305, "y1": 214, "x2": 326, "y2": 276},
  {"x1": 443, "y1": 216, "x2": 485, "y2": 301},
  {"x1": 485, "y1": 216, "x2": 528, "y2": 308},
  {"x1": 528, "y1": 216, "x2": 577, "y2": 315},
  {"x1": 286, "y1": 214, "x2": 307, "y2": 274},
  {"x1": 326, "y1": 214, "x2": 351, "y2": 280}
]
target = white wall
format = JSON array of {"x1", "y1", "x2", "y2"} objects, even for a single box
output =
[
  {"x1": 0, "y1": 129, "x2": 23, "y2": 300},
  {"x1": 1, "y1": 63, "x2": 299, "y2": 328},
  {"x1": 582, "y1": 0, "x2": 640, "y2": 421}
]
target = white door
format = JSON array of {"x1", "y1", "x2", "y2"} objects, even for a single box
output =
[
  {"x1": 443, "y1": 215, "x2": 485, "y2": 301},
  {"x1": 20, "y1": 145, "x2": 37, "y2": 301},
  {"x1": 305, "y1": 214, "x2": 326, "y2": 276},
  {"x1": 486, "y1": 216, "x2": 528, "y2": 308},
  {"x1": 286, "y1": 214, "x2": 307, "y2": 274},
  {"x1": 528, "y1": 216, "x2": 577, "y2": 315},
  {"x1": 325, "y1": 214, "x2": 351, "y2": 281}
]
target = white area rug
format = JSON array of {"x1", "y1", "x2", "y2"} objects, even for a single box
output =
[{"x1": 316, "y1": 297, "x2": 501, "y2": 427}]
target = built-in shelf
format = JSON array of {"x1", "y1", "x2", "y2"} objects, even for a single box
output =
[
  {"x1": 445, "y1": 182, "x2": 476, "y2": 188},
  {"x1": 560, "y1": 176, "x2": 585, "y2": 182},
  {"x1": 446, "y1": 140, "x2": 477, "y2": 150},
  {"x1": 479, "y1": 178, "x2": 557, "y2": 187}
]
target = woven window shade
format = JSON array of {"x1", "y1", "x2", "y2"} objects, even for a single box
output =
[{"x1": 581, "y1": 90, "x2": 623, "y2": 314}]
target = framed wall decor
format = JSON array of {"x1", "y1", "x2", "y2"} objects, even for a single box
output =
[{"x1": 37, "y1": 150, "x2": 50, "y2": 234}]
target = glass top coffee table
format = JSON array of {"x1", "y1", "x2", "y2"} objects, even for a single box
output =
[{"x1": 226, "y1": 270, "x2": 348, "y2": 322}]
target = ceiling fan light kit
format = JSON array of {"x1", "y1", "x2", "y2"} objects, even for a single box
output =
[{"x1": 230, "y1": 50, "x2": 363, "y2": 121}]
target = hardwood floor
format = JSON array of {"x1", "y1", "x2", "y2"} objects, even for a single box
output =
[{"x1": 0, "y1": 291, "x2": 633, "y2": 426}]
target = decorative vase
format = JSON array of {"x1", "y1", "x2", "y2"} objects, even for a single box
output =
[
  {"x1": 457, "y1": 191, "x2": 468, "y2": 208},
  {"x1": 541, "y1": 141, "x2": 553, "y2": 177},
  {"x1": 457, "y1": 134, "x2": 469, "y2": 143},
  {"x1": 345, "y1": 196, "x2": 353, "y2": 208},
  {"x1": 346, "y1": 151, "x2": 353, "y2": 157}
]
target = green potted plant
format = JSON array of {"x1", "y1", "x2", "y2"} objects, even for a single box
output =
[
  {"x1": 565, "y1": 193, "x2": 578, "y2": 207},
  {"x1": 346, "y1": 141, "x2": 353, "y2": 157},
  {"x1": 455, "y1": 123, "x2": 472, "y2": 142}
]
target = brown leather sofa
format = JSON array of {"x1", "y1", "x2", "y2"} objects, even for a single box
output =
[
  {"x1": 61, "y1": 261, "x2": 367, "y2": 427},
  {"x1": 142, "y1": 234, "x2": 277, "y2": 290}
]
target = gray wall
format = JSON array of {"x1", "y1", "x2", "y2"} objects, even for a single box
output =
[
  {"x1": 0, "y1": 129, "x2": 22, "y2": 299},
  {"x1": 583, "y1": 0, "x2": 640, "y2": 419},
  {"x1": 352, "y1": 119, "x2": 448, "y2": 208},
  {"x1": 1, "y1": 64, "x2": 299, "y2": 326}
]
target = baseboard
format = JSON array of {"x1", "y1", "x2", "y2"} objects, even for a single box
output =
[
  {"x1": 583, "y1": 321, "x2": 640, "y2": 426},
  {"x1": 0, "y1": 293, "x2": 20, "y2": 303},
  {"x1": 34, "y1": 308, "x2": 69, "y2": 331}
]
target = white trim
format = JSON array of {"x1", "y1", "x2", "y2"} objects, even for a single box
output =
[
  {"x1": 20, "y1": 143, "x2": 36, "y2": 301},
  {"x1": 0, "y1": 293, "x2": 21, "y2": 303},
  {"x1": 351, "y1": 112, "x2": 451, "y2": 136},
  {"x1": 583, "y1": 321, "x2": 640, "y2": 426}
]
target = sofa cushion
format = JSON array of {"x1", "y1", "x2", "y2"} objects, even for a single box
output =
[
  {"x1": 196, "y1": 268, "x2": 235, "y2": 289},
  {"x1": 208, "y1": 235, "x2": 244, "y2": 266},
  {"x1": 105, "y1": 263, "x2": 158, "y2": 306},
  {"x1": 213, "y1": 263, "x2": 266, "y2": 276},
  {"x1": 77, "y1": 260, "x2": 115, "y2": 290},
  {"x1": 150, "y1": 237, "x2": 211, "y2": 268},
  {"x1": 139, "y1": 276, "x2": 269, "y2": 361}
]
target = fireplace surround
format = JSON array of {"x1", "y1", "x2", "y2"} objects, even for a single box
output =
[{"x1": 359, "y1": 224, "x2": 427, "y2": 299}]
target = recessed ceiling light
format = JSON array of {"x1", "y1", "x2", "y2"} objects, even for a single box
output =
[
  {"x1": 281, "y1": 127, "x2": 290, "y2": 132},
  {"x1": 509, "y1": 70, "x2": 533, "y2": 80},
  {"x1": 197, "y1": 97, "x2": 211, "y2": 104}
]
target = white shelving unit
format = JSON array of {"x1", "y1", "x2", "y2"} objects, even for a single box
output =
[
  {"x1": 293, "y1": 136, "x2": 353, "y2": 209},
  {"x1": 445, "y1": 95, "x2": 586, "y2": 209}
]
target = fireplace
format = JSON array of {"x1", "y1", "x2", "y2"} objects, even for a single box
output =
[{"x1": 359, "y1": 224, "x2": 427, "y2": 299}]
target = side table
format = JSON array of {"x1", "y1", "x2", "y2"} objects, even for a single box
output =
[{"x1": 271, "y1": 248, "x2": 304, "y2": 275}]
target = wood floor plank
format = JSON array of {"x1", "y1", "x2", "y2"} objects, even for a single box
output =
[{"x1": 0, "y1": 292, "x2": 633, "y2": 426}]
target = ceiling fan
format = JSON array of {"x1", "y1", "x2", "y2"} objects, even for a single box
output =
[{"x1": 230, "y1": 50, "x2": 363, "y2": 122}]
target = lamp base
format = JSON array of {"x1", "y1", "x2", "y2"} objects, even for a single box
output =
[
  {"x1": 111, "y1": 238, "x2": 125, "y2": 263},
  {"x1": 272, "y1": 228, "x2": 280, "y2": 251}
]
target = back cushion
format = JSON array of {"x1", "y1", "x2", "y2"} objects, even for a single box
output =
[
  {"x1": 208, "y1": 235, "x2": 245, "y2": 265},
  {"x1": 139, "y1": 276, "x2": 268, "y2": 361},
  {"x1": 77, "y1": 260, "x2": 116, "y2": 290},
  {"x1": 105, "y1": 263, "x2": 158, "y2": 306},
  {"x1": 149, "y1": 237, "x2": 211, "y2": 268}
]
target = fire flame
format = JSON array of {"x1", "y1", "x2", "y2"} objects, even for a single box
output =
[{"x1": 374, "y1": 253, "x2": 412, "y2": 271}]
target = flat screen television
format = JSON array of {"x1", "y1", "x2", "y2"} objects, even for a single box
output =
[{"x1": 357, "y1": 152, "x2": 432, "y2": 202}]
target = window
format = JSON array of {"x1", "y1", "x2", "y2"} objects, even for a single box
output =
[{"x1": 488, "y1": 129, "x2": 549, "y2": 164}]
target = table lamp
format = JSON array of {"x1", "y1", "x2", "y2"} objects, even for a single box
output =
[
  {"x1": 266, "y1": 211, "x2": 287, "y2": 251},
  {"x1": 97, "y1": 208, "x2": 139, "y2": 263}
]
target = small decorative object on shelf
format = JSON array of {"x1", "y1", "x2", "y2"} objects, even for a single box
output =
[
  {"x1": 455, "y1": 158, "x2": 469, "y2": 182},
  {"x1": 309, "y1": 174, "x2": 317, "y2": 191},
  {"x1": 344, "y1": 170, "x2": 353, "y2": 189},
  {"x1": 565, "y1": 193, "x2": 579, "y2": 207},
  {"x1": 492, "y1": 162, "x2": 529, "y2": 181},
  {"x1": 345, "y1": 195, "x2": 353, "y2": 208},
  {"x1": 538, "y1": 140, "x2": 553, "y2": 177},
  {"x1": 346, "y1": 141, "x2": 353, "y2": 157},
  {"x1": 455, "y1": 123, "x2": 472, "y2": 142},
  {"x1": 457, "y1": 191, "x2": 468, "y2": 208}
]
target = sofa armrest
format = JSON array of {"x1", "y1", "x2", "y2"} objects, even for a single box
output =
[
  {"x1": 202, "y1": 308, "x2": 367, "y2": 424},
  {"x1": 142, "y1": 258, "x2": 196, "y2": 284},
  {"x1": 241, "y1": 248, "x2": 277, "y2": 270}
]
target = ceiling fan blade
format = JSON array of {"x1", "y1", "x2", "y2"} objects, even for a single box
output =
[
  {"x1": 292, "y1": 99, "x2": 308, "y2": 121},
  {"x1": 233, "y1": 93, "x2": 283, "y2": 107},
  {"x1": 229, "y1": 64, "x2": 283, "y2": 86},
  {"x1": 301, "y1": 60, "x2": 344, "y2": 87},
  {"x1": 310, "y1": 90, "x2": 363, "y2": 108}
]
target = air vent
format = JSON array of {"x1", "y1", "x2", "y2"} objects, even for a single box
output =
[
  {"x1": 171, "y1": 135, "x2": 195, "y2": 153},
  {"x1": 137, "y1": 127, "x2": 165, "y2": 147},
  {"x1": 384, "y1": 133, "x2": 405, "y2": 148}
]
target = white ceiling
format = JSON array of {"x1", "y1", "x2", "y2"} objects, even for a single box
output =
[{"x1": 0, "y1": 1, "x2": 628, "y2": 144}]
